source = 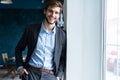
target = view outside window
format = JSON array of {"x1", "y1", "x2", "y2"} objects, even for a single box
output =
[{"x1": 105, "y1": 0, "x2": 120, "y2": 80}]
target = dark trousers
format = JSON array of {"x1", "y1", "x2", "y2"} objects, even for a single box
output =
[{"x1": 21, "y1": 68, "x2": 57, "y2": 80}]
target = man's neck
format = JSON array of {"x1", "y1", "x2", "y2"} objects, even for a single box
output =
[{"x1": 43, "y1": 20, "x2": 55, "y2": 32}]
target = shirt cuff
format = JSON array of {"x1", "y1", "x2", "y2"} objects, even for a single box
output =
[{"x1": 17, "y1": 66, "x2": 24, "y2": 72}]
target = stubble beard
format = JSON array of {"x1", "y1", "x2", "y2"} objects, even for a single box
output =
[{"x1": 45, "y1": 17, "x2": 56, "y2": 25}]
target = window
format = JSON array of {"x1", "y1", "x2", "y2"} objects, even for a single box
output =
[{"x1": 105, "y1": 0, "x2": 120, "y2": 80}]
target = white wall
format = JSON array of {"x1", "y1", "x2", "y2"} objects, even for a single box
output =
[{"x1": 66, "y1": 0, "x2": 102, "y2": 80}]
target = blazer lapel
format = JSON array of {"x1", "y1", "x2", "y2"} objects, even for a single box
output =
[{"x1": 33, "y1": 24, "x2": 41, "y2": 51}]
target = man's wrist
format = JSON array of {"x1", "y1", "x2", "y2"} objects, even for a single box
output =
[{"x1": 56, "y1": 77, "x2": 61, "y2": 80}]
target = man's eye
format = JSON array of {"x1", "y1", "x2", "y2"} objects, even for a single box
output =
[{"x1": 55, "y1": 12, "x2": 59, "y2": 14}]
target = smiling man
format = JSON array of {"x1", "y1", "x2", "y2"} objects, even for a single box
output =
[{"x1": 15, "y1": 0, "x2": 66, "y2": 80}]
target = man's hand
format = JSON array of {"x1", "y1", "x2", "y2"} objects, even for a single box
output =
[
  {"x1": 18, "y1": 68, "x2": 29, "y2": 76},
  {"x1": 56, "y1": 77, "x2": 60, "y2": 80}
]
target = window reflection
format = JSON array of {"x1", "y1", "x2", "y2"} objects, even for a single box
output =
[{"x1": 105, "y1": 0, "x2": 120, "y2": 80}]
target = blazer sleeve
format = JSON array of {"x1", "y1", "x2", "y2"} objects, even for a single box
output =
[
  {"x1": 15, "y1": 26, "x2": 29, "y2": 68},
  {"x1": 56, "y1": 29, "x2": 66, "y2": 78}
]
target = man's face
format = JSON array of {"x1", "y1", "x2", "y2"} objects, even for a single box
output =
[{"x1": 44, "y1": 6, "x2": 61, "y2": 24}]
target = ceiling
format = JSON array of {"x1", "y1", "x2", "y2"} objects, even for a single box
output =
[{"x1": 0, "y1": 0, "x2": 45, "y2": 9}]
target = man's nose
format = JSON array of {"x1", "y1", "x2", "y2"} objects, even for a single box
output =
[{"x1": 51, "y1": 12, "x2": 55, "y2": 17}]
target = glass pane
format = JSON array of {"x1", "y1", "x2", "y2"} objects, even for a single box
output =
[
  {"x1": 106, "y1": 46, "x2": 117, "y2": 80},
  {"x1": 106, "y1": 0, "x2": 118, "y2": 20},
  {"x1": 106, "y1": 19, "x2": 117, "y2": 45},
  {"x1": 105, "y1": 0, "x2": 120, "y2": 80}
]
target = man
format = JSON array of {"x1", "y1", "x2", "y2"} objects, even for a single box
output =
[{"x1": 15, "y1": 0, "x2": 66, "y2": 80}]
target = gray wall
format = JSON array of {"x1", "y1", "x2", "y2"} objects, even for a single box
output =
[{"x1": 66, "y1": 0, "x2": 103, "y2": 80}]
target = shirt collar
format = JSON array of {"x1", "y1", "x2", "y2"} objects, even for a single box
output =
[{"x1": 41, "y1": 22, "x2": 56, "y2": 34}]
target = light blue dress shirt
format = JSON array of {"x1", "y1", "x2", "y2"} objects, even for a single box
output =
[{"x1": 29, "y1": 23, "x2": 56, "y2": 70}]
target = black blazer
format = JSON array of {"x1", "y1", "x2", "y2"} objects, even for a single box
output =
[{"x1": 15, "y1": 23, "x2": 66, "y2": 77}]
